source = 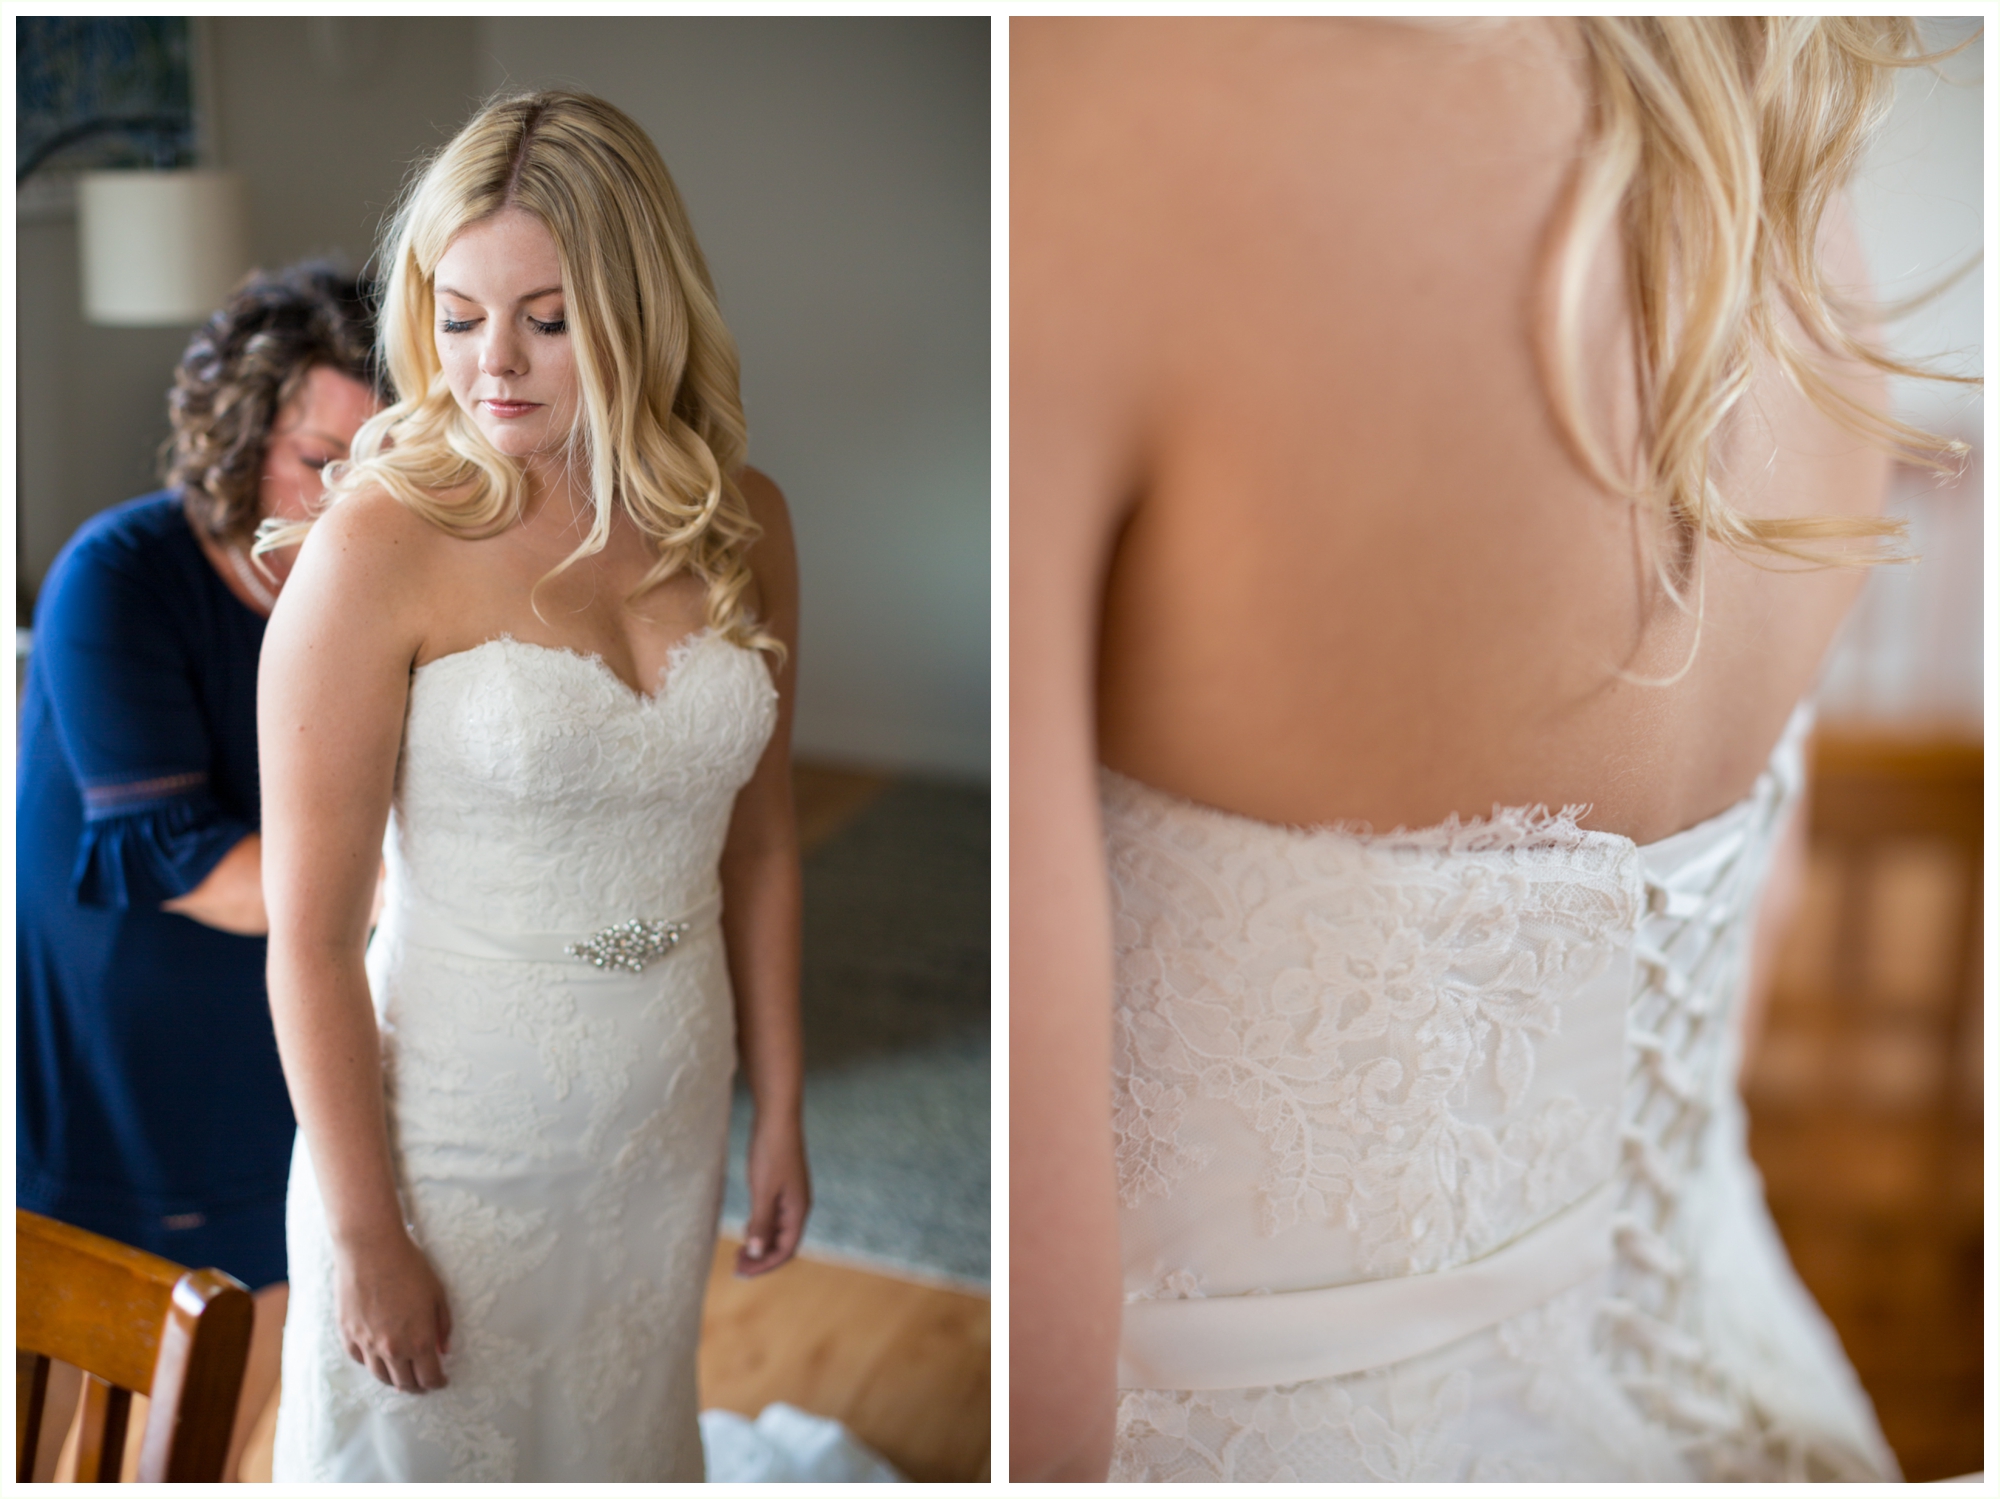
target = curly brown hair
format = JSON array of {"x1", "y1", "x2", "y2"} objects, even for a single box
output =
[{"x1": 162, "y1": 263, "x2": 378, "y2": 548}]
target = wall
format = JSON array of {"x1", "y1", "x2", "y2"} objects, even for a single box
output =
[
  {"x1": 206, "y1": 18, "x2": 482, "y2": 275},
  {"x1": 16, "y1": 16, "x2": 989, "y2": 780},
  {"x1": 1849, "y1": 16, "x2": 1985, "y2": 446},
  {"x1": 475, "y1": 18, "x2": 991, "y2": 777},
  {"x1": 15, "y1": 202, "x2": 189, "y2": 602},
  {"x1": 1826, "y1": 19, "x2": 1985, "y2": 730}
]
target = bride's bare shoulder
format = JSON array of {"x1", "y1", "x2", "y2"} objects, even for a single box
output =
[
  {"x1": 1015, "y1": 16, "x2": 1591, "y2": 378},
  {"x1": 1017, "y1": 17, "x2": 1584, "y2": 158},
  {"x1": 737, "y1": 465, "x2": 788, "y2": 527},
  {"x1": 282, "y1": 484, "x2": 462, "y2": 643},
  {"x1": 1014, "y1": 16, "x2": 1594, "y2": 532},
  {"x1": 1018, "y1": 15, "x2": 1588, "y2": 315},
  {"x1": 734, "y1": 466, "x2": 797, "y2": 634},
  {"x1": 301, "y1": 484, "x2": 460, "y2": 571}
]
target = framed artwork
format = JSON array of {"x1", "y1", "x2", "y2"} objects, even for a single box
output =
[{"x1": 16, "y1": 17, "x2": 194, "y2": 181}]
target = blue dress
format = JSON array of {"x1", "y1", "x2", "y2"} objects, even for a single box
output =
[{"x1": 17, "y1": 491, "x2": 294, "y2": 1289}]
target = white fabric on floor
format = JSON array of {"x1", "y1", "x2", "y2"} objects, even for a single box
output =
[{"x1": 701, "y1": 1403, "x2": 902, "y2": 1482}]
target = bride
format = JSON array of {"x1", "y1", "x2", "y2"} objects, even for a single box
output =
[
  {"x1": 259, "y1": 91, "x2": 807, "y2": 1480},
  {"x1": 1012, "y1": 18, "x2": 1966, "y2": 1482}
]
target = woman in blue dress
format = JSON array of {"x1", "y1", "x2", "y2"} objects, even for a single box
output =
[{"x1": 16, "y1": 263, "x2": 377, "y2": 1476}]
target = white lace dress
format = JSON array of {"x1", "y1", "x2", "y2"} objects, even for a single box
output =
[
  {"x1": 1105, "y1": 708, "x2": 1899, "y2": 1482},
  {"x1": 272, "y1": 631, "x2": 775, "y2": 1482}
]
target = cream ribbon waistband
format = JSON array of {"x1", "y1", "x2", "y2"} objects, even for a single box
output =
[
  {"x1": 385, "y1": 891, "x2": 722, "y2": 970},
  {"x1": 1117, "y1": 1179, "x2": 1617, "y2": 1391}
]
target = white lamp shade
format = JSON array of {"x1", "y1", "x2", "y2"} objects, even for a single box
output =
[{"x1": 77, "y1": 170, "x2": 251, "y2": 326}]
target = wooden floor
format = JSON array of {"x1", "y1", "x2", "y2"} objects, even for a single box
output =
[{"x1": 699, "y1": 1239, "x2": 990, "y2": 1481}]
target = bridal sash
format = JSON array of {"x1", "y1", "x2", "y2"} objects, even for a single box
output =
[
  {"x1": 1117, "y1": 1179, "x2": 1617, "y2": 1391},
  {"x1": 387, "y1": 890, "x2": 723, "y2": 971}
]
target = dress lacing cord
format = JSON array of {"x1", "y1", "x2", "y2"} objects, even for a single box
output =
[{"x1": 1602, "y1": 781, "x2": 1784, "y2": 1464}]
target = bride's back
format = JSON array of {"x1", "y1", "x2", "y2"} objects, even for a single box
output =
[{"x1": 1014, "y1": 17, "x2": 1886, "y2": 845}]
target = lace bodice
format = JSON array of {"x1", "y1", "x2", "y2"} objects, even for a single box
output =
[
  {"x1": 1105, "y1": 708, "x2": 1898, "y2": 1482},
  {"x1": 388, "y1": 632, "x2": 777, "y2": 932}
]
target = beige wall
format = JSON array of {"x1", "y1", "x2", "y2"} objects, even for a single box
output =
[
  {"x1": 15, "y1": 206, "x2": 190, "y2": 602},
  {"x1": 1850, "y1": 17, "x2": 1984, "y2": 446},
  {"x1": 206, "y1": 18, "x2": 482, "y2": 274},
  {"x1": 1823, "y1": 18, "x2": 1985, "y2": 729},
  {"x1": 16, "y1": 17, "x2": 989, "y2": 779}
]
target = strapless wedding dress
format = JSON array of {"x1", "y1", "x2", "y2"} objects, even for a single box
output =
[
  {"x1": 1105, "y1": 708, "x2": 1899, "y2": 1482},
  {"x1": 273, "y1": 631, "x2": 776, "y2": 1481}
]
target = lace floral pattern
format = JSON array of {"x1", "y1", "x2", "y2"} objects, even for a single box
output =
[
  {"x1": 393, "y1": 631, "x2": 774, "y2": 931},
  {"x1": 1102, "y1": 729, "x2": 1899, "y2": 1483},
  {"x1": 274, "y1": 633, "x2": 774, "y2": 1482},
  {"x1": 1105, "y1": 771, "x2": 1637, "y2": 1280}
]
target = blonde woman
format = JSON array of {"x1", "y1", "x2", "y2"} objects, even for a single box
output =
[
  {"x1": 1014, "y1": 18, "x2": 1967, "y2": 1482},
  {"x1": 261, "y1": 92, "x2": 806, "y2": 1481}
]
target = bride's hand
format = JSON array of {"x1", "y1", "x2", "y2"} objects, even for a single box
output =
[
  {"x1": 737, "y1": 1117, "x2": 810, "y2": 1277},
  {"x1": 334, "y1": 1229, "x2": 453, "y2": 1392}
]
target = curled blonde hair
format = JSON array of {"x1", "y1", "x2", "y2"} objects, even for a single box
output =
[
  {"x1": 1551, "y1": 18, "x2": 1974, "y2": 603},
  {"x1": 263, "y1": 89, "x2": 778, "y2": 654}
]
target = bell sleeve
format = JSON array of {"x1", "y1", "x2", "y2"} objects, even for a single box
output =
[{"x1": 33, "y1": 532, "x2": 256, "y2": 910}]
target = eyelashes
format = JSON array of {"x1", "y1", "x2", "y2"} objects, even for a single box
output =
[{"x1": 436, "y1": 315, "x2": 567, "y2": 336}]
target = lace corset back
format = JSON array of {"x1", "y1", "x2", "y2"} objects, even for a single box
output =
[
  {"x1": 1105, "y1": 707, "x2": 1898, "y2": 1482},
  {"x1": 388, "y1": 631, "x2": 777, "y2": 931}
]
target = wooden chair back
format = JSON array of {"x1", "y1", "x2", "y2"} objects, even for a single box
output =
[{"x1": 15, "y1": 1209, "x2": 253, "y2": 1482}]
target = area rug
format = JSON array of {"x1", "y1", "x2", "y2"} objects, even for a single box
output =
[{"x1": 722, "y1": 778, "x2": 990, "y2": 1290}]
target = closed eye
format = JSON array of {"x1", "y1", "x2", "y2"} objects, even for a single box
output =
[
  {"x1": 529, "y1": 315, "x2": 566, "y2": 336},
  {"x1": 440, "y1": 317, "x2": 477, "y2": 335}
]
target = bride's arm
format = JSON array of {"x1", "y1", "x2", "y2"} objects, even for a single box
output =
[
  {"x1": 1012, "y1": 22, "x2": 1164, "y2": 1481},
  {"x1": 718, "y1": 467, "x2": 809, "y2": 1277},
  {"x1": 259, "y1": 489, "x2": 451, "y2": 1394}
]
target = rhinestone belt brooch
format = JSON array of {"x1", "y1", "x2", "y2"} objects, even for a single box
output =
[{"x1": 564, "y1": 918, "x2": 689, "y2": 973}]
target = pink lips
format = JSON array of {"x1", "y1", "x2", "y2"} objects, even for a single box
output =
[{"x1": 482, "y1": 400, "x2": 541, "y2": 418}]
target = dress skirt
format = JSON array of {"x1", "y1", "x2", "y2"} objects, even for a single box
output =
[{"x1": 272, "y1": 915, "x2": 736, "y2": 1481}]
